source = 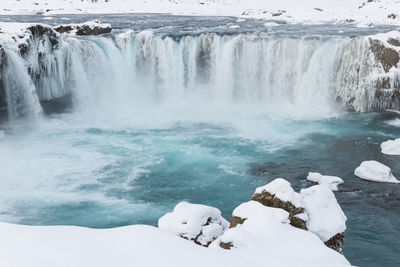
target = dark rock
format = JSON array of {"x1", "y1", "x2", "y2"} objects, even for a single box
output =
[
  {"x1": 388, "y1": 38, "x2": 400, "y2": 47},
  {"x1": 54, "y1": 21, "x2": 112, "y2": 36},
  {"x1": 229, "y1": 216, "x2": 246, "y2": 228},
  {"x1": 40, "y1": 93, "x2": 73, "y2": 115},
  {"x1": 388, "y1": 13, "x2": 398, "y2": 19},
  {"x1": 219, "y1": 241, "x2": 233, "y2": 250},
  {"x1": 0, "y1": 46, "x2": 7, "y2": 121},
  {"x1": 324, "y1": 233, "x2": 345, "y2": 253},
  {"x1": 252, "y1": 190, "x2": 307, "y2": 230},
  {"x1": 369, "y1": 38, "x2": 400, "y2": 72}
]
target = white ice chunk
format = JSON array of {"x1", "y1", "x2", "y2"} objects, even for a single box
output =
[
  {"x1": 307, "y1": 172, "x2": 344, "y2": 191},
  {"x1": 381, "y1": 138, "x2": 400, "y2": 155},
  {"x1": 354, "y1": 160, "x2": 400, "y2": 183}
]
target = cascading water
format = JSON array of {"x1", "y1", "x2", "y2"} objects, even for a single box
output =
[
  {"x1": 1, "y1": 19, "x2": 400, "y2": 267},
  {"x1": 1, "y1": 27, "x2": 399, "y2": 122}
]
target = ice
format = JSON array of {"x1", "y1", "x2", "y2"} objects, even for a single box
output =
[
  {"x1": 381, "y1": 138, "x2": 400, "y2": 155},
  {"x1": 307, "y1": 172, "x2": 344, "y2": 191},
  {"x1": 354, "y1": 160, "x2": 400, "y2": 183}
]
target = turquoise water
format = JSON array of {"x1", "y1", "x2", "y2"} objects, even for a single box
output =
[{"x1": 1, "y1": 111, "x2": 400, "y2": 266}]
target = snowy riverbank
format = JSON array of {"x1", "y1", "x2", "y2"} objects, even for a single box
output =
[{"x1": 0, "y1": 0, "x2": 400, "y2": 26}]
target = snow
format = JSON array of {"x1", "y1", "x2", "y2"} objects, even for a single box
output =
[
  {"x1": 300, "y1": 186, "x2": 347, "y2": 242},
  {"x1": 0, "y1": 219, "x2": 352, "y2": 267},
  {"x1": 381, "y1": 138, "x2": 400, "y2": 155},
  {"x1": 0, "y1": 131, "x2": 4, "y2": 139},
  {"x1": 307, "y1": 172, "x2": 344, "y2": 191},
  {"x1": 354, "y1": 160, "x2": 400, "y2": 183},
  {"x1": 0, "y1": 0, "x2": 399, "y2": 25},
  {"x1": 211, "y1": 201, "x2": 350, "y2": 266},
  {"x1": 0, "y1": 23, "x2": 35, "y2": 50},
  {"x1": 255, "y1": 178, "x2": 302, "y2": 206},
  {"x1": 255, "y1": 178, "x2": 347, "y2": 242},
  {"x1": 158, "y1": 201, "x2": 229, "y2": 246}
]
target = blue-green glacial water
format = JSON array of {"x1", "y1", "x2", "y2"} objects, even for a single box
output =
[{"x1": 0, "y1": 14, "x2": 399, "y2": 267}]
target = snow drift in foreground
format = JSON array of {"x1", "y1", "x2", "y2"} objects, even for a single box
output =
[
  {"x1": 307, "y1": 172, "x2": 344, "y2": 191},
  {"x1": 354, "y1": 160, "x2": 400, "y2": 183},
  {"x1": 0, "y1": 221, "x2": 351, "y2": 267},
  {"x1": 0, "y1": 0, "x2": 400, "y2": 25},
  {"x1": 381, "y1": 138, "x2": 400, "y2": 155}
]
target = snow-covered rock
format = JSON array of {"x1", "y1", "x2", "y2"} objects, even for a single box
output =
[
  {"x1": 158, "y1": 202, "x2": 229, "y2": 247},
  {"x1": 252, "y1": 178, "x2": 307, "y2": 230},
  {"x1": 54, "y1": 20, "x2": 111, "y2": 36},
  {"x1": 213, "y1": 201, "x2": 350, "y2": 266},
  {"x1": 252, "y1": 178, "x2": 347, "y2": 252},
  {"x1": 381, "y1": 138, "x2": 400, "y2": 155},
  {"x1": 307, "y1": 172, "x2": 344, "y2": 191},
  {"x1": 300, "y1": 185, "x2": 347, "y2": 250},
  {"x1": 354, "y1": 160, "x2": 400, "y2": 183}
]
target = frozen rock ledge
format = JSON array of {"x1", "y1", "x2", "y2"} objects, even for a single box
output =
[
  {"x1": 53, "y1": 20, "x2": 112, "y2": 36},
  {"x1": 354, "y1": 160, "x2": 400, "y2": 183}
]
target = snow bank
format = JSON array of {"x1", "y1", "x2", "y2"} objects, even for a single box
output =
[
  {"x1": 212, "y1": 201, "x2": 350, "y2": 266},
  {"x1": 307, "y1": 172, "x2": 344, "y2": 191},
  {"x1": 354, "y1": 160, "x2": 400, "y2": 183},
  {"x1": 253, "y1": 178, "x2": 347, "y2": 249},
  {"x1": 0, "y1": 0, "x2": 399, "y2": 25},
  {"x1": 0, "y1": 220, "x2": 352, "y2": 267},
  {"x1": 381, "y1": 138, "x2": 400, "y2": 155},
  {"x1": 158, "y1": 202, "x2": 229, "y2": 246},
  {"x1": 300, "y1": 186, "x2": 347, "y2": 242}
]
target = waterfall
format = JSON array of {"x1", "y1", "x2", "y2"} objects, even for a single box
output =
[{"x1": 0, "y1": 27, "x2": 399, "y2": 122}]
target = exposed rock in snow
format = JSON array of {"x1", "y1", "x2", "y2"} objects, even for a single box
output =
[
  {"x1": 158, "y1": 202, "x2": 229, "y2": 247},
  {"x1": 354, "y1": 160, "x2": 400, "y2": 183},
  {"x1": 369, "y1": 37, "x2": 400, "y2": 73},
  {"x1": 252, "y1": 178, "x2": 347, "y2": 252},
  {"x1": 381, "y1": 138, "x2": 400, "y2": 155},
  {"x1": 307, "y1": 172, "x2": 344, "y2": 191},
  {"x1": 252, "y1": 178, "x2": 307, "y2": 230},
  {"x1": 54, "y1": 20, "x2": 112, "y2": 36},
  {"x1": 213, "y1": 201, "x2": 350, "y2": 266}
]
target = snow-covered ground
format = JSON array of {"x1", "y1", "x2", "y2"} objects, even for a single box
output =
[
  {"x1": 0, "y1": 0, "x2": 400, "y2": 25},
  {"x1": 0, "y1": 209, "x2": 350, "y2": 267}
]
